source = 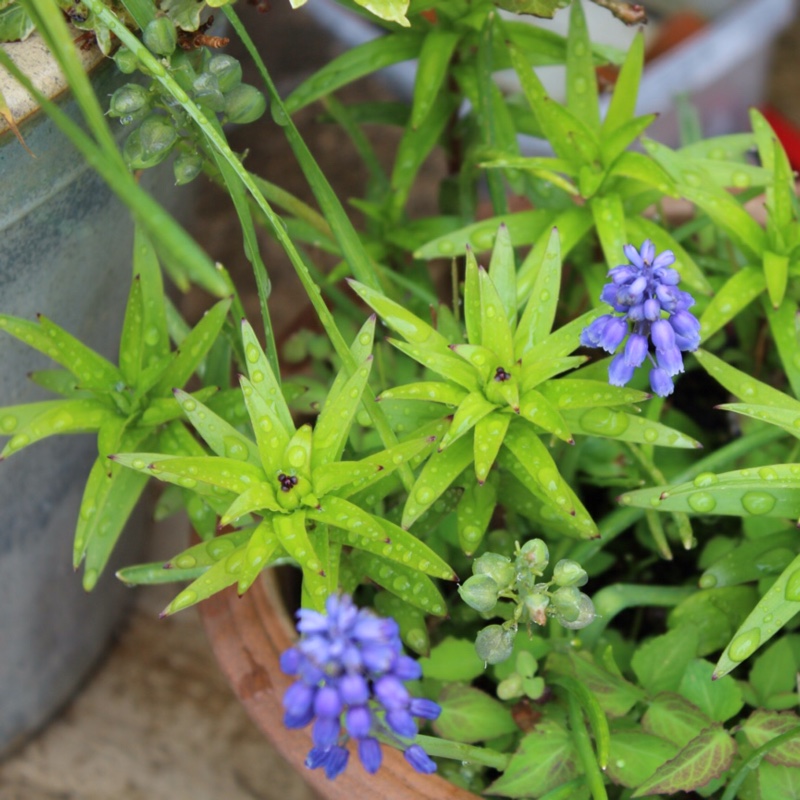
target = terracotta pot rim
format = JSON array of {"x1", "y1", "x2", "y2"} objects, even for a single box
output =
[{"x1": 198, "y1": 571, "x2": 482, "y2": 800}]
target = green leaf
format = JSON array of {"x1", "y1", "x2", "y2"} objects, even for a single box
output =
[
  {"x1": 561, "y1": 407, "x2": 701, "y2": 449},
  {"x1": 606, "y1": 731, "x2": 678, "y2": 789},
  {"x1": 641, "y1": 692, "x2": 714, "y2": 749},
  {"x1": 488, "y1": 223, "x2": 517, "y2": 327},
  {"x1": 379, "y1": 381, "x2": 467, "y2": 407},
  {"x1": 678, "y1": 659, "x2": 744, "y2": 722},
  {"x1": 433, "y1": 684, "x2": 517, "y2": 744},
  {"x1": 749, "y1": 637, "x2": 799, "y2": 705},
  {"x1": 632, "y1": 626, "x2": 700, "y2": 695},
  {"x1": 764, "y1": 249, "x2": 790, "y2": 310},
  {"x1": 133, "y1": 226, "x2": 170, "y2": 369},
  {"x1": 355, "y1": 551, "x2": 447, "y2": 615},
  {"x1": 698, "y1": 268, "x2": 766, "y2": 343},
  {"x1": 699, "y1": 529, "x2": 797, "y2": 589},
  {"x1": 632, "y1": 726, "x2": 736, "y2": 797},
  {"x1": 473, "y1": 412, "x2": 510, "y2": 485},
  {"x1": 152, "y1": 298, "x2": 231, "y2": 396},
  {"x1": 563, "y1": 652, "x2": 645, "y2": 719},
  {"x1": 496, "y1": 0, "x2": 570, "y2": 17},
  {"x1": 551, "y1": 674, "x2": 610, "y2": 769},
  {"x1": 742, "y1": 709, "x2": 800, "y2": 767},
  {"x1": 767, "y1": 299, "x2": 800, "y2": 399},
  {"x1": 164, "y1": 529, "x2": 257, "y2": 570},
  {"x1": 565, "y1": 0, "x2": 599, "y2": 131},
  {"x1": 479, "y1": 267, "x2": 514, "y2": 366},
  {"x1": 601, "y1": 114, "x2": 656, "y2": 166},
  {"x1": 602, "y1": 33, "x2": 644, "y2": 134},
  {"x1": 402, "y1": 434, "x2": 472, "y2": 528},
  {"x1": 539, "y1": 379, "x2": 648, "y2": 411},
  {"x1": 485, "y1": 719, "x2": 579, "y2": 799},
  {"x1": 622, "y1": 464, "x2": 800, "y2": 519},
  {"x1": 285, "y1": 32, "x2": 422, "y2": 113},
  {"x1": 419, "y1": 636, "x2": 485, "y2": 682},
  {"x1": 373, "y1": 591, "x2": 429, "y2": 655},
  {"x1": 457, "y1": 476, "x2": 497, "y2": 555},
  {"x1": 410, "y1": 27, "x2": 460, "y2": 129},
  {"x1": 759, "y1": 761, "x2": 800, "y2": 800}
]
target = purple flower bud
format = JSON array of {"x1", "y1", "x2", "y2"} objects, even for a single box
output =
[
  {"x1": 339, "y1": 673, "x2": 369, "y2": 705},
  {"x1": 299, "y1": 635, "x2": 330, "y2": 665},
  {"x1": 314, "y1": 686, "x2": 343, "y2": 719},
  {"x1": 651, "y1": 319, "x2": 676, "y2": 351},
  {"x1": 358, "y1": 737, "x2": 383, "y2": 774},
  {"x1": 655, "y1": 266, "x2": 679, "y2": 284},
  {"x1": 670, "y1": 310, "x2": 700, "y2": 339},
  {"x1": 284, "y1": 705, "x2": 315, "y2": 730},
  {"x1": 599, "y1": 316, "x2": 628, "y2": 353},
  {"x1": 296, "y1": 609, "x2": 329, "y2": 634},
  {"x1": 352, "y1": 614, "x2": 397, "y2": 643},
  {"x1": 283, "y1": 681, "x2": 315, "y2": 717},
  {"x1": 312, "y1": 716, "x2": 341, "y2": 749},
  {"x1": 626, "y1": 303, "x2": 645, "y2": 322},
  {"x1": 608, "y1": 353, "x2": 635, "y2": 387},
  {"x1": 623, "y1": 243, "x2": 645, "y2": 268},
  {"x1": 322, "y1": 746, "x2": 349, "y2": 780},
  {"x1": 393, "y1": 655, "x2": 422, "y2": 681},
  {"x1": 610, "y1": 265, "x2": 638, "y2": 284},
  {"x1": 652, "y1": 249, "x2": 676, "y2": 270},
  {"x1": 623, "y1": 333, "x2": 648, "y2": 368},
  {"x1": 655, "y1": 284, "x2": 680, "y2": 312},
  {"x1": 580, "y1": 315, "x2": 612, "y2": 348},
  {"x1": 600, "y1": 284, "x2": 625, "y2": 311},
  {"x1": 410, "y1": 697, "x2": 442, "y2": 720},
  {"x1": 280, "y1": 647, "x2": 301, "y2": 675},
  {"x1": 649, "y1": 367, "x2": 674, "y2": 397},
  {"x1": 656, "y1": 346, "x2": 685, "y2": 376},
  {"x1": 305, "y1": 746, "x2": 332, "y2": 770},
  {"x1": 628, "y1": 276, "x2": 647, "y2": 298},
  {"x1": 404, "y1": 745, "x2": 437, "y2": 774},
  {"x1": 641, "y1": 239, "x2": 656, "y2": 265},
  {"x1": 374, "y1": 676, "x2": 410, "y2": 710},
  {"x1": 361, "y1": 642, "x2": 396, "y2": 673},
  {"x1": 386, "y1": 709, "x2": 418, "y2": 738},
  {"x1": 643, "y1": 298, "x2": 661, "y2": 321},
  {"x1": 345, "y1": 705, "x2": 372, "y2": 738}
]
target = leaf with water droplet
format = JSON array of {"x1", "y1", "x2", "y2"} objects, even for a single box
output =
[
  {"x1": 379, "y1": 380, "x2": 467, "y2": 407},
  {"x1": 374, "y1": 591, "x2": 430, "y2": 656},
  {"x1": 714, "y1": 553, "x2": 800, "y2": 679},
  {"x1": 473, "y1": 411, "x2": 510, "y2": 484},
  {"x1": 351, "y1": 550, "x2": 446, "y2": 615},
  {"x1": 514, "y1": 227, "x2": 562, "y2": 359},
  {"x1": 700, "y1": 530, "x2": 797, "y2": 589},
  {"x1": 152, "y1": 298, "x2": 231, "y2": 397},
  {"x1": 401, "y1": 435, "x2": 473, "y2": 529},
  {"x1": 457, "y1": 474, "x2": 497, "y2": 555},
  {"x1": 118, "y1": 274, "x2": 144, "y2": 389},
  {"x1": 165, "y1": 529, "x2": 255, "y2": 570},
  {"x1": 116, "y1": 560, "x2": 207, "y2": 586},
  {"x1": 718, "y1": 402, "x2": 800, "y2": 442},
  {"x1": 236, "y1": 520, "x2": 281, "y2": 595},
  {"x1": 313, "y1": 355, "x2": 373, "y2": 468},
  {"x1": 388, "y1": 338, "x2": 481, "y2": 392},
  {"x1": 539, "y1": 378, "x2": 648, "y2": 411},
  {"x1": 238, "y1": 375, "x2": 289, "y2": 474},
  {"x1": 439, "y1": 392, "x2": 498, "y2": 452},
  {"x1": 219, "y1": 482, "x2": 282, "y2": 526},
  {"x1": 272, "y1": 510, "x2": 326, "y2": 610},
  {"x1": 766, "y1": 298, "x2": 800, "y2": 399},
  {"x1": 518, "y1": 388, "x2": 572, "y2": 443},
  {"x1": 564, "y1": 408, "x2": 700, "y2": 449},
  {"x1": 606, "y1": 731, "x2": 679, "y2": 790},
  {"x1": 478, "y1": 267, "x2": 514, "y2": 367}
]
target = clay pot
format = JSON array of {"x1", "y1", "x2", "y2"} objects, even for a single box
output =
[{"x1": 198, "y1": 572, "x2": 480, "y2": 799}]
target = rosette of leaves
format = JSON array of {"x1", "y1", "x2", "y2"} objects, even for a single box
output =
[
  {"x1": 350, "y1": 225, "x2": 698, "y2": 552},
  {"x1": 0, "y1": 229, "x2": 231, "y2": 589},
  {"x1": 114, "y1": 316, "x2": 457, "y2": 615}
]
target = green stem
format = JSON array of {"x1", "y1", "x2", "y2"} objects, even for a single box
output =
[
  {"x1": 566, "y1": 692, "x2": 608, "y2": 800},
  {"x1": 81, "y1": 0, "x2": 413, "y2": 491},
  {"x1": 413, "y1": 734, "x2": 511, "y2": 771}
]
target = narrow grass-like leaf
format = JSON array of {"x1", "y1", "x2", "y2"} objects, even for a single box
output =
[
  {"x1": 457, "y1": 476, "x2": 497, "y2": 555},
  {"x1": 273, "y1": 511, "x2": 327, "y2": 609},
  {"x1": 439, "y1": 392, "x2": 498, "y2": 451},
  {"x1": 767, "y1": 299, "x2": 800, "y2": 399},
  {"x1": 479, "y1": 267, "x2": 514, "y2": 366},
  {"x1": 283, "y1": 425, "x2": 314, "y2": 479},
  {"x1": 118, "y1": 276, "x2": 144, "y2": 388},
  {"x1": 563, "y1": 408, "x2": 700, "y2": 449},
  {"x1": 116, "y1": 561, "x2": 207, "y2": 586},
  {"x1": 379, "y1": 381, "x2": 467, "y2": 406},
  {"x1": 602, "y1": 32, "x2": 644, "y2": 134},
  {"x1": 519, "y1": 389, "x2": 572, "y2": 443},
  {"x1": 718, "y1": 403, "x2": 800, "y2": 441},
  {"x1": 565, "y1": 0, "x2": 599, "y2": 131},
  {"x1": 239, "y1": 375, "x2": 290, "y2": 474},
  {"x1": 220, "y1": 483, "x2": 283, "y2": 526},
  {"x1": 237, "y1": 520, "x2": 282, "y2": 595},
  {"x1": 165, "y1": 529, "x2": 257, "y2": 570},
  {"x1": 410, "y1": 27, "x2": 460, "y2": 129},
  {"x1": 540, "y1": 379, "x2": 648, "y2": 410},
  {"x1": 473, "y1": 411, "x2": 510, "y2": 485},
  {"x1": 390, "y1": 339, "x2": 481, "y2": 392},
  {"x1": 591, "y1": 193, "x2": 627, "y2": 270},
  {"x1": 402, "y1": 435, "x2": 472, "y2": 529},
  {"x1": 488, "y1": 223, "x2": 517, "y2": 326},
  {"x1": 697, "y1": 268, "x2": 766, "y2": 343},
  {"x1": 601, "y1": 114, "x2": 655, "y2": 168},
  {"x1": 764, "y1": 249, "x2": 789, "y2": 310}
]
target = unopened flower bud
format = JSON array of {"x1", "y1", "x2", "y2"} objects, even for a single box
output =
[
  {"x1": 517, "y1": 539, "x2": 549, "y2": 574},
  {"x1": 475, "y1": 624, "x2": 515, "y2": 665},
  {"x1": 192, "y1": 73, "x2": 225, "y2": 112},
  {"x1": 143, "y1": 17, "x2": 178, "y2": 57},
  {"x1": 173, "y1": 149, "x2": 204, "y2": 185},
  {"x1": 113, "y1": 47, "x2": 138, "y2": 74},
  {"x1": 523, "y1": 588, "x2": 549, "y2": 626},
  {"x1": 552, "y1": 559, "x2": 588, "y2": 588},
  {"x1": 558, "y1": 593, "x2": 596, "y2": 631},
  {"x1": 124, "y1": 114, "x2": 178, "y2": 169},
  {"x1": 224, "y1": 84, "x2": 267, "y2": 124},
  {"x1": 108, "y1": 84, "x2": 150, "y2": 120},
  {"x1": 458, "y1": 574, "x2": 499, "y2": 614},
  {"x1": 473, "y1": 552, "x2": 515, "y2": 589},
  {"x1": 208, "y1": 54, "x2": 243, "y2": 93},
  {"x1": 550, "y1": 586, "x2": 582, "y2": 623}
]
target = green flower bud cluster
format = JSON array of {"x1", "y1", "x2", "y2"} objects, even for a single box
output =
[
  {"x1": 496, "y1": 651, "x2": 545, "y2": 702},
  {"x1": 108, "y1": 46, "x2": 266, "y2": 181},
  {"x1": 458, "y1": 539, "x2": 596, "y2": 664}
]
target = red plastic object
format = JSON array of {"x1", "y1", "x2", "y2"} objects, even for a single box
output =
[{"x1": 761, "y1": 105, "x2": 800, "y2": 171}]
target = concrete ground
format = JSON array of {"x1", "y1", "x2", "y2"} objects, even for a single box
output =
[{"x1": 1, "y1": 2, "x2": 800, "y2": 798}]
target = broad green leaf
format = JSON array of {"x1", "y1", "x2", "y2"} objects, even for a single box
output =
[
  {"x1": 152, "y1": 298, "x2": 231, "y2": 396},
  {"x1": 641, "y1": 692, "x2": 714, "y2": 748},
  {"x1": 742, "y1": 709, "x2": 800, "y2": 767},
  {"x1": 562, "y1": 407, "x2": 701, "y2": 449},
  {"x1": 621, "y1": 464, "x2": 800, "y2": 519},
  {"x1": 116, "y1": 561, "x2": 206, "y2": 586},
  {"x1": 457, "y1": 476, "x2": 497, "y2": 554},
  {"x1": 464, "y1": 248, "x2": 482, "y2": 347},
  {"x1": 609, "y1": 150, "x2": 676, "y2": 195},
  {"x1": 625, "y1": 215, "x2": 713, "y2": 295},
  {"x1": 173, "y1": 389, "x2": 261, "y2": 466},
  {"x1": 602, "y1": 32, "x2": 644, "y2": 134},
  {"x1": 759, "y1": 761, "x2": 800, "y2": 799},
  {"x1": 678, "y1": 659, "x2": 744, "y2": 722},
  {"x1": 419, "y1": 637, "x2": 484, "y2": 682},
  {"x1": 473, "y1": 411, "x2": 510, "y2": 484},
  {"x1": 632, "y1": 726, "x2": 736, "y2": 797},
  {"x1": 0, "y1": 314, "x2": 122, "y2": 391},
  {"x1": 480, "y1": 155, "x2": 578, "y2": 195},
  {"x1": 540, "y1": 379, "x2": 648, "y2": 411},
  {"x1": 402, "y1": 435, "x2": 472, "y2": 528},
  {"x1": 0, "y1": 398, "x2": 114, "y2": 458},
  {"x1": 433, "y1": 684, "x2": 517, "y2": 744},
  {"x1": 632, "y1": 626, "x2": 700, "y2": 695},
  {"x1": 26, "y1": 370, "x2": 84, "y2": 397},
  {"x1": 520, "y1": 356, "x2": 587, "y2": 393},
  {"x1": 354, "y1": 550, "x2": 447, "y2": 615},
  {"x1": 565, "y1": 0, "x2": 599, "y2": 131},
  {"x1": 284, "y1": 32, "x2": 422, "y2": 112},
  {"x1": 749, "y1": 637, "x2": 799, "y2": 705},
  {"x1": 514, "y1": 227, "x2": 561, "y2": 358},
  {"x1": 312, "y1": 460, "x2": 382, "y2": 497},
  {"x1": 220, "y1": 483, "x2": 282, "y2": 526},
  {"x1": 410, "y1": 28, "x2": 460, "y2": 129},
  {"x1": 450, "y1": 344, "x2": 500, "y2": 385},
  {"x1": 325, "y1": 315, "x2": 375, "y2": 409},
  {"x1": 485, "y1": 719, "x2": 579, "y2": 799},
  {"x1": 353, "y1": 0, "x2": 409, "y2": 26},
  {"x1": 563, "y1": 652, "x2": 644, "y2": 718},
  {"x1": 714, "y1": 553, "x2": 800, "y2": 679},
  {"x1": 606, "y1": 731, "x2": 678, "y2": 789},
  {"x1": 719, "y1": 403, "x2": 800, "y2": 441},
  {"x1": 132, "y1": 226, "x2": 170, "y2": 367},
  {"x1": 694, "y1": 348, "x2": 800, "y2": 409},
  {"x1": 680, "y1": 132, "x2": 757, "y2": 162}
]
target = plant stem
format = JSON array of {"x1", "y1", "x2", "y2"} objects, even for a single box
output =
[
  {"x1": 413, "y1": 734, "x2": 511, "y2": 771},
  {"x1": 566, "y1": 691, "x2": 608, "y2": 800}
]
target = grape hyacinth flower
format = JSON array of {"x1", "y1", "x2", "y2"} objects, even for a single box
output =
[
  {"x1": 280, "y1": 593, "x2": 441, "y2": 780},
  {"x1": 580, "y1": 240, "x2": 700, "y2": 397}
]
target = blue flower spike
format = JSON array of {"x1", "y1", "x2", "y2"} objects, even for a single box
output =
[
  {"x1": 581, "y1": 240, "x2": 700, "y2": 397},
  {"x1": 280, "y1": 593, "x2": 441, "y2": 779}
]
